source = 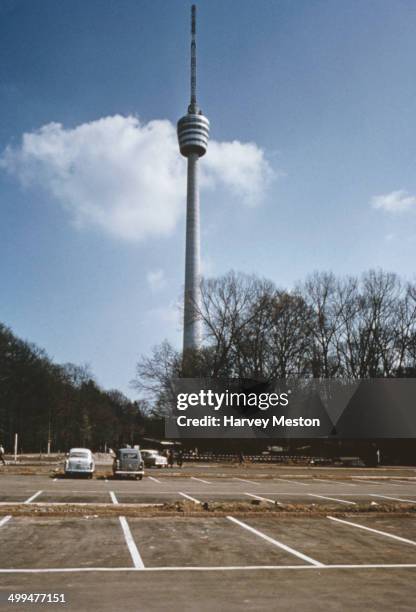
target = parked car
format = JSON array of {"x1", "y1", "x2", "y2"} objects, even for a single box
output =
[
  {"x1": 113, "y1": 447, "x2": 144, "y2": 480},
  {"x1": 141, "y1": 449, "x2": 168, "y2": 469},
  {"x1": 65, "y1": 448, "x2": 95, "y2": 478}
]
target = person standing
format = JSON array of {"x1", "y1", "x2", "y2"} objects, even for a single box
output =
[{"x1": 0, "y1": 444, "x2": 6, "y2": 466}]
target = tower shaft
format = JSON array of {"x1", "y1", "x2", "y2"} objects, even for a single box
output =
[
  {"x1": 177, "y1": 5, "x2": 209, "y2": 355},
  {"x1": 183, "y1": 153, "x2": 201, "y2": 350}
]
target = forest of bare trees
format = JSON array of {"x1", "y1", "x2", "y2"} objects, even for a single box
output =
[
  {"x1": 0, "y1": 323, "x2": 151, "y2": 452},
  {"x1": 135, "y1": 269, "x2": 416, "y2": 414},
  {"x1": 2, "y1": 268, "x2": 415, "y2": 451}
]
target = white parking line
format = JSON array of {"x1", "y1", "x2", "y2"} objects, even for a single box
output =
[
  {"x1": 191, "y1": 477, "x2": 211, "y2": 484},
  {"x1": 38, "y1": 490, "x2": 105, "y2": 494},
  {"x1": 118, "y1": 516, "x2": 145, "y2": 569},
  {"x1": 245, "y1": 493, "x2": 282, "y2": 505},
  {"x1": 308, "y1": 494, "x2": 356, "y2": 505},
  {"x1": 109, "y1": 491, "x2": 119, "y2": 504},
  {"x1": 392, "y1": 480, "x2": 416, "y2": 486},
  {"x1": 332, "y1": 481, "x2": 357, "y2": 487},
  {"x1": 0, "y1": 502, "x2": 163, "y2": 507},
  {"x1": 25, "y1": 491, "x2": 42, "y2": 504},
  {"x1": 109, "y1": 489, "x2": 144, "y2": 568},
  {"x1": 376, "y1": 481, "x2": 402, "y2": 487},
  {"x1": 179, "y1": 492, "x2": 201, "y2": 504},
  {"x1": 313, "y1": 479, "x2": 356, "y2": 487},
  {"x1": 2, "y1": 563, "x2": 416, "y2": 573},
  {"x1": 328, "y1": 515, "x2": 416, "y2": 546},
  {"x1": 353, "y1": 479, "x2": 383, "y2": 485},
  {"x1": 0, "y1": 515, "x2": 12, "y2": 528},
  {"x1": 233, "y1": 478, "x2": 260, "y2": 486},
  {"x1": 276, "y1": 479, "x2": 308, "y2": 486},
  {"x1": 371, "y1": 494, "x2": 416, "y2": 504},
  {"x1": 148, "y1": 476, "x2": 161, "y2": 483},
  {"x1": 227, "y1": 516, "x2": 324, "y2": 567}
]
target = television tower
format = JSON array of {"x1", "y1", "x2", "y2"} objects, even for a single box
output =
[{"x1": 177, "y1": 5, "x2": 210, "y2": 353}]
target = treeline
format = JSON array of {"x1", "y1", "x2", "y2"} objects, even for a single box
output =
[
  {"x1": 135, "y1": 269, "x2": 416, "y2": 413},
  {"x1": 0, "y1": 323, "x2": 157, "y2": 453},
  {"x1": 3, "y1": 269, "x2": 416, "y2": 450}
]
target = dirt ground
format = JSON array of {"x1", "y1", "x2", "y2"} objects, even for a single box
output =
[{"x1": 1, "y1": 466, "x2": 416, "y2": 610}]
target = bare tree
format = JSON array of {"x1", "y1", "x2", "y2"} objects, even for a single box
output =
[
  {"x1": 300, "y1": 272, "x2": 345, "y2": 377},
  {"x1": 132, "y1": 269, "x2": 416, "y2": 412},
  {"x1": 395, "y1": 281, "x2": 416, "y2": 375},
  {"x1": 265, "y1": 292, "x2": 313, "y2": 379},
  {"x1": 335, "y1": 271, "x2": 401, "y2": 377},
  {"x1": 132, "y1": 341, "x2": 182, "y2": 416},
  {"x1": 199, "y1": 272, "x2": 274, "y2": 377}
]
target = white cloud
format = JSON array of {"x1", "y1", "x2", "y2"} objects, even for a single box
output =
[
  {"x1": 204, "y1": 140, "x2": 274, "y2": 207},
  {"x1": 1, "y1": 116, "x2": 183, "y2": 241},
  {"x1": 371, "y1": 190, "x2": 416, "y2": 213},
  {"x1": 1, "y1": 115, "x2": 274, "y2": 241},
  {"x1": 146, "y1": 269, "x2": 166, "y2": 291}
]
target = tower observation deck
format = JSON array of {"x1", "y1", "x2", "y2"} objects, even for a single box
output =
[{"x1": 177, "y1": 5, "x2": 210, "y2": 353}]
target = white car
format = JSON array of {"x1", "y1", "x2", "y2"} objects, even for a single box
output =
[
  {"x1": 65, "y1": 448, "x2": 95, "y2": 478},
  {"x1": 141, "y1": 449, "x2": 168, "y2": 469}
]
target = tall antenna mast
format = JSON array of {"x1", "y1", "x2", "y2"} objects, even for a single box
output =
[
  {"x1": 177, "y1": 5, "x2": 210, "y2": 355},
  {"x1": 189, "y1": 4, "x2": 198, "y2": 113}
]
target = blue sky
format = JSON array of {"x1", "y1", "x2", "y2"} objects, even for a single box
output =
[{"x1": 1, "y1": 0, "x2": 415, "y2": 397}]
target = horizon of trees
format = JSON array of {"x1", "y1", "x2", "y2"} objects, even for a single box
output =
[
  {"x1": 2, "y1": 268, "x2": 416, "y2": 451},
  {"x1": 0, "y1": 323, "x2": 157, "y2": 453},
  {"x1": 134, "y1": 269, "x2": 416, "y2": 415}
]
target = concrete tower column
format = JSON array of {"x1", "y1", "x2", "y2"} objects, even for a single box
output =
[
  {"x1": 177, "y1": 5, "x2": 209, "y2": 354},
  {"x1": 183, "y1": 153, "x2": 202, "y2": 350}
]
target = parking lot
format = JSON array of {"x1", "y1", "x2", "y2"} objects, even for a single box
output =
[
  {"x1": 1, "y1": 470, "x2": 416, "y2": 610},
  {"x1": 1, "y1": 469, "x2": 416, "y2": 507}
]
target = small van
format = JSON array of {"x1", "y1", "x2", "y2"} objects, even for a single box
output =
[{"x1": 113, "y1": 448, "x2": 144, "y2": 480}]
